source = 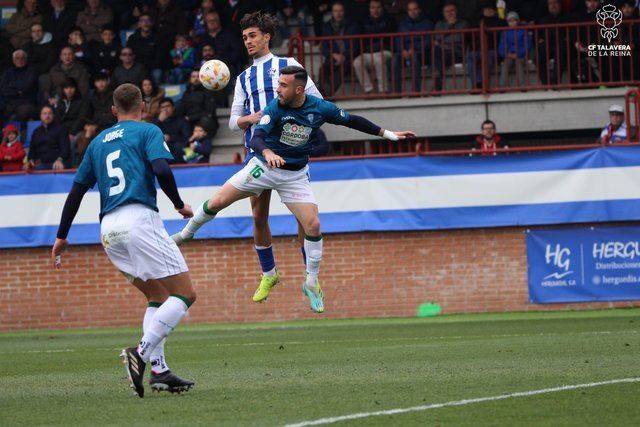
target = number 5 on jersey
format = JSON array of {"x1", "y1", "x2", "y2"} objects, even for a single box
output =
[{"x1": 106, "y1": 150, "x2": 126, "y2": 196}]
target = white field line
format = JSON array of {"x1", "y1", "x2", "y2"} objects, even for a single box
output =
[
  {"x1": 284, "y1": 377, "x2": 640, "y2": 427},
  {"x1": 1, "y1": 329, "x2": 637, "y2": 355}
]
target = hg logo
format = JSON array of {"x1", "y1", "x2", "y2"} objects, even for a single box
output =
[
  {"x1": 596, "y1": 4, "x2": 623, "y2": 43},
  {"x1": 544, "y1": 244, "x2": 573, "y2": 279}
]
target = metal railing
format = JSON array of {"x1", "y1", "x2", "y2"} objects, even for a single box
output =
[{"x1": 289, "y1": 19, "x2": 640, "y2": 99}]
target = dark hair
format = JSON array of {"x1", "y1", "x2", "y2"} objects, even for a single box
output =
[
  {"x1": 62, "y1": 77, "x2": 78, "y2": 89},
  {"x1": 68, "y1": 26, "x2": 84, "y2": 36},
  {"x1": 481, "y1": 119, "x2": 496, "y2": 129},
  {"x1": 159, "y1": 97, "x2": 174, "y2": 106},
  {"x1": 240, "y1": 12, "x2": 278, "y2": 40},
  {"x1": 101, "y1": 24, "x2": 115, "y2": 33},
  {"x1": 94, "y1": 72, "x2": 110, "y2": 82},
  {"x1": 113, "y1": 83, "x2": 142, "y2": 113},
  {"x1": 140, "y1": 78, "x2": 159, "y2": 96},
  {"x1": 280, "y1": 65, "x2": 308, "y2": 86}
]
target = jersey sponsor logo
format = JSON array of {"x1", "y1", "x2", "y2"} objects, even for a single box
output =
[
  {"x1": 268, "y1": 67, "x2": 278, "y2": 77},
  {"x1": 282, "y1": 116, "x2": 296, "y2": 121},
  {"x1": 339, "y1": 109, "x2": 346, "y2": 117},
  {"x1": 259, "y1": 115, "x2": 271, "y2": 125},
  {"x1": 103, "y1": 128, "x2": 124, "y2": 143},
  {"x1": 307, "y1": 113, "x2": 314, "y2": 123},
  {"x1": 280, "y1": 123, "x2": 312, "y2": 146}
]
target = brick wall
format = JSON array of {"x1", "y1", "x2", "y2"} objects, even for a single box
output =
[{"x1": 2, "y1": 228, "x2": 638, "y2": 331}]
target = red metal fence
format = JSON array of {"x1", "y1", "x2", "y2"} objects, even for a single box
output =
[{"x1": 290, "y1": 20, "x2": 640, "y2": 99}]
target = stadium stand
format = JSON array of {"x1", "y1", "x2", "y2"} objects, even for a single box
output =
[{"x1": 0, "y1": 0, "x2": 637, "y2": 170}]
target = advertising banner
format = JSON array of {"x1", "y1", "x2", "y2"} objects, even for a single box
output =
[{"x1": 527, "y1": 226, "x2": 640, "y2": 303}]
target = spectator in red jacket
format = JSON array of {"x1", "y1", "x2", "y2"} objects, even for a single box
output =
[
  {"x1": 474, "y1": 119, "x2": 508, "y2": 155},
  {"x1": 0, "y1": 124, "x2": 26, "y2": 172}
]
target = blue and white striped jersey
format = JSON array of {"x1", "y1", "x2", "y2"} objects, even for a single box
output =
[{"x1": 229, "y1": 52, "x2": 322, "y2": 150}]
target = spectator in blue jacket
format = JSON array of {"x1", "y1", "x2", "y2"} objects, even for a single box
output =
[
  {"x1": 319, "y1": 1, "x2": 359, "y2": 96},
  {"x1": 392, "y1": 1, "x2": 433, "y2": 93},
  {"x1": 498, "y1": 11, "x2": 532, "y2": 88},
  {"x1": 0, "y1": 49, "x2": 39, "y2": 123},
  {"x1": 352, "y1": 0, "x2": 396, "y2": 94}
]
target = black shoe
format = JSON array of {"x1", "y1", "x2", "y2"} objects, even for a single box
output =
[
  {"x1": 120, "y1": 347, "x2": 146, "y2": 398},
  {"x1": 150, "y1": 370, "x2": 195, "y2": 394}
]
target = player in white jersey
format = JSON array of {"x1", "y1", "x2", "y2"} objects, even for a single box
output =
[{"x1": 227, "y1": 12, "x2": 324, "y2": 304}]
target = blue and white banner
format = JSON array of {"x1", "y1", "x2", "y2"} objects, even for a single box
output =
[
  {"x1": 527, "y1": 226, "x2": 640, "y2": 303},
  {"x1": 3, "y1": 145, "x2": 640, "y2": 249}
]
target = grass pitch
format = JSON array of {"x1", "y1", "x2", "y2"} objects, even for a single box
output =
[{"x1": 2, "y1": 309, "x2": 640, "y2": 426}]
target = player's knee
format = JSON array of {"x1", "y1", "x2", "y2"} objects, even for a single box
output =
[{"x1": 306, "y1": 217, "x2": 321, "y2": 236}]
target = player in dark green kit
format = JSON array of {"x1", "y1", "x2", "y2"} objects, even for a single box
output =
[{"x1": 172, "y1": 66, "x2": 415, "y2": 312}]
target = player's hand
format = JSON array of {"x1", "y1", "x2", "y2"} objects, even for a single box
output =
[
  {"x1": 263, "y1": 149, "x2": 285, "y2": 168},
  {"x1": 249, "y1": 111, "x2": 262, "y2": 124},
  {"x1": 177, "y1": 204, "x2": 193, "y2": 219},
  {"x1": 392, "y1": 131, "x2": 416, "y2": 140},
  {"x1": 53, "y1": 159, "x2": 65, "y2": 170},
  {"x1": 51, "y1": 238, "x2": 68, "y2": 269}
]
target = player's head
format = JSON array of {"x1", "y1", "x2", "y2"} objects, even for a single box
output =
[
  {"x1": 481, "y1": 119, "x2": 496, "y2": 139},
  {"x1": 277, "y1": 65, "x2": 307, "y2": 106},
  {"x1": 240, "y1": 12, "x2": 278, "y2": 58},
  {"x1": 112, "y1": 83, "x2": 144, "y2": 119}
]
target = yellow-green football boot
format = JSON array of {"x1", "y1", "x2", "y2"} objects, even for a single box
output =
[{"x1": 252, "y1": 270, "x2": 281, "y2": 303}]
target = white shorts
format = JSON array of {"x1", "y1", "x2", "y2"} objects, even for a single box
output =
[
  {"x1": 228, "y1": 157, "x2": 317, "y2": 204},
  {"x1": 100, "y1": 203, "x2": 188, "y2": 282}
]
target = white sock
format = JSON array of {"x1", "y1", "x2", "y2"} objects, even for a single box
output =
[
  {"x1": 181, "y1": 201, "x2": 217, "y2": 239},
  {"x1": 137, "y1": 296, "x2": 189, "y2": 362},
  {"x1": 304, "y1": 235, "x2": 323, "y2": 288},
  {"x1": 143, "y1": 306, "x2": 169, "y2": 374}
]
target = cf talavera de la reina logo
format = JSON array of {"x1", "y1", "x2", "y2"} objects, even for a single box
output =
[
  {"x1": 542, "y1": 244, "x2": 577, "y2": 287},
  {"x1": 589, "y1": 4, "x2": 632, "y2": 57}
]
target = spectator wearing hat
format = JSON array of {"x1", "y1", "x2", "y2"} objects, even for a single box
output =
[
  {"x1": 599, "y1": 105, "x2": 628, "y2": 144},
  {"x1": 0, "y1": 124, "x2": 26, "y2": 172},
  {"x1": 498, "y1": 11, "x2": 532, "y2": 88},
  {"x1": 27, "y1": 105, "x2": 71, "y2": 170},
  {"x1": 0, "y1": 49, "x2": 39, "y2": 123},
  {"x1": 474, "y1": 119, "x2": 508, "y2": 155}
]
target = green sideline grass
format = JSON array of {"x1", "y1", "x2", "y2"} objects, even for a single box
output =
[{"x1": 2, "y1": 309, "x2": 640, "y2": 426}]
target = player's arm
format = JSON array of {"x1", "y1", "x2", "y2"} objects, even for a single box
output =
[
  {"x1": 51, "y1": 181, "x2": 92, "y2": 268},
  {"x1": 229, "y1": 75, "x2": 261, "y2": 131},
  {"x1": 151, "y1": 158, "x2": 192, "y2": 218},
  {"x1": 325, "y1": 101, "x2": 416, "y2": 140},
  {"x1": 250, "y1": 128, "x2": 285, "y2": 168}
]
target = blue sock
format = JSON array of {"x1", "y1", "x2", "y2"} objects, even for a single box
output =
[
  {"x1": 301, "y1": 246, "x2": 307, "y2": 266},
  {"x1": 255, "y1": 245, "x2": 276, "y2": 273}
]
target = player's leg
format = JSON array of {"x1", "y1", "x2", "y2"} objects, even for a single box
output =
[
  {"x1": 285, "y1": 202, "x2": 324, "y2": 313},
  {"x1": 250, "y1": 190, "x2": 282, "y2": 303},
  {"x1": 130, "y1": 278, "x2": 195, "y2": 393},
  {"x1": 131, "y1": 278, "x2": 170, "y2": 374},
  {"x1": 172, "y1": 159, "x2": 268, "y2": 245},
  {"x1": 297, "y1": 220, "x2": 306, "y2": 266}
]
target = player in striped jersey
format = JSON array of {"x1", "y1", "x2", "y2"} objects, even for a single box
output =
[{"x1": 228, "y1": 12, "x2": 323, "y2": 304}]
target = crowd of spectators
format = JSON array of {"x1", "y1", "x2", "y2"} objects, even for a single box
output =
[{"x1": 0, "y1": 0, "x2": 637, "y2": 171}]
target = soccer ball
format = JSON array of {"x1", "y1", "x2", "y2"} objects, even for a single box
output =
[{"x1": 199, "y1": 59, "x2": 230, "y2": 91}]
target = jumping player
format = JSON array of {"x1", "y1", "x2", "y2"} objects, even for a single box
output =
[
  {"x1": 172, "y1": 66, "x2": 415, "y2": 313},
  {"x1": 51, "y1": 84, "x2": 197, "y2": 398},
  {"x1": 226, "y1": 12, "x2": 324, "y2": 304}
]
